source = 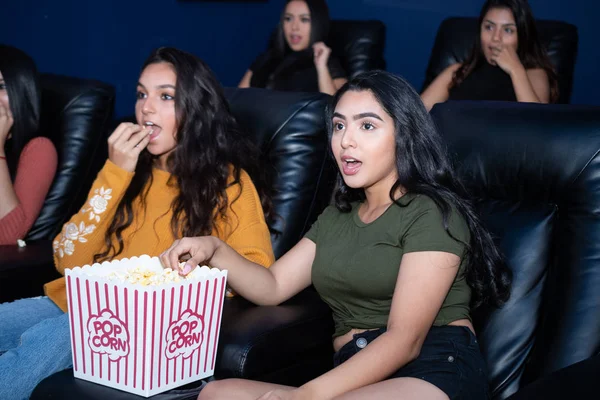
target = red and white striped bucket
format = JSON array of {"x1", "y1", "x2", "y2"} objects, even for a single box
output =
[{"x1": 65, "y1": 256, "x2": 227, "y2": 397}]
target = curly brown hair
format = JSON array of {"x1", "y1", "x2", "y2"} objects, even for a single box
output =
[{"x1": 94, "y1": 47, "x2": 273, "y2": 262}]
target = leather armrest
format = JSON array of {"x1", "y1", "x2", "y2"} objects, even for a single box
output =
[
  {"x1": 0, "y1": 239, "x2": 60, "y2": 303},
  {"x1": 215, "y1": 288, "x2": 334, "y2": 385}
]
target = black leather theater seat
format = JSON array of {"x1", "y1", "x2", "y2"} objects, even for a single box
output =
[
  {"x1": 33, "y1": 100, "x2": 600, "y2": 399},
  {"x1": 329, "y1": 19, "x2": 386, "y2": 78}
]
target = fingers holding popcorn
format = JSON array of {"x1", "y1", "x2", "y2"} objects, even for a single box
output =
[
  {"x1": 161, "y1": 237, "x2": 220, "y2": 276},
  {"x1": 108, "y1": 122, "x2": 150, "y2": 172}
]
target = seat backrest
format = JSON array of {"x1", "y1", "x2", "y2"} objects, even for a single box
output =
[
  {"x1": 423, "y1": 17, "x2": 578, "y2": 104},
  {"x1": 224, "y1": 88, "x2": 336, "y2": 258},
  {"x1": 26, "y1": 74, "x2": 115, "y2": 241},
  {"x1": 328, "y1": 20, "x2": 386, "y2": 79},
  {"x1": 431, "y1": 101, "x2": 600, "y2": 399}
]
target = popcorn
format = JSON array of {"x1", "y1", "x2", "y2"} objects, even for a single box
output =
[
  {"x1": 107, "y1": 266, "x2": 185, "y2": 286},
  {"x1": 100, "y1": 261, "x2": 209, "y2": 287},
  {"x1": 65, "y1": 255, "x2": 227, "y2": 397}
]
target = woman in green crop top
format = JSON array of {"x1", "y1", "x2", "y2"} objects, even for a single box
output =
[{"x1": 162, "y1": 71, "x2": 512, "y2": 400}]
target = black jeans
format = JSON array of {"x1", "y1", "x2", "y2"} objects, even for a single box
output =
[{"x1": 333, "y1": 325, "x2": 489, "y2": 399}]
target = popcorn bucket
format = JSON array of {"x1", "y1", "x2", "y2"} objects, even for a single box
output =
[{"x1": 64, "y1": 255, "x2": 228, "y2": 397}]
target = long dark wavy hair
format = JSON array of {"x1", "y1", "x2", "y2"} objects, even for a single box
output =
[
  {"x1": 452, "y1": 0, "x2": 559, "y2": 103},
  {"x1": 327, "y1": 70, "x2": 512, "y2": 309},
  {"x1": 251, "y1": 0, "x2": 330, "y2": 88},
  {"x1": 94, "y1": 47, "x2": 273, "y2": 262},
  {"x1": 0, "y1": 44, "x2": 41, "y2": 179}
]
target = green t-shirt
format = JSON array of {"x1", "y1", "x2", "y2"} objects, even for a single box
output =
[{"x1": 305, "y1": 193, "x2": 471, "y2": 338}]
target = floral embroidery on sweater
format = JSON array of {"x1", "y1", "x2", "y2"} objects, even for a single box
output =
[
  {"x1": 81, "y1": 187, "x2": 112, "y2": 222},
  {"x1": 53, "y1": 186, "x2": 111, "y2": 258}
]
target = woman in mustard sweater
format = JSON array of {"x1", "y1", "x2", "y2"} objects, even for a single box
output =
[{"x1": 0, "y1": 47, "x2": 274, "y2": 400}]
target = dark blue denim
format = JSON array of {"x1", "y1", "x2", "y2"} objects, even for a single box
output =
[{"x1": 333, "y1": 325, "x2": 489, "y2": 399}]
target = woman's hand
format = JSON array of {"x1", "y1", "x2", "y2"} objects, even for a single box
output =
[
  {"x1": 490, "y1": 44, "x2": 524, "y2": 76},
  {"x1": 107, "y1": 122, "x2": 150, "y2": 172},
  {"x1": 313, "y1": 42, "x2": 332, "y2": 70},
  {"x1": 160, "y1": 236, "x2": 221, "y2": 275},
  {"x1": 0, "y1": 103, "x2": 13, "y2": 151}
]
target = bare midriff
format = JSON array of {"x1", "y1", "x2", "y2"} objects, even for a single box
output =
[{"x1": 333, "y1": 318, "x2": 475, "y2": 352}]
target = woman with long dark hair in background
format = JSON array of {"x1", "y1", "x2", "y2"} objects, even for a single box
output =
[
  {"x1": 422, "y1": 0, "x2": 559, "y2": 111},
  {"x1": 0, "y1": 44, "x2": 57, "y2": 244},
  {"x1": 163, "y1": 70, "x2": 512, "y2": 400},
  {"x1": 239, "y1": 0, "x2": 347, "y2": 94}
]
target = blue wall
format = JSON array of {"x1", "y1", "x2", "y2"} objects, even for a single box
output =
[
  {"x1": 1, "y1": 0, "x2": 280, "y2": 117},
  {"x1": 1, "y1": 0, "x2": 597, "y2": 117}
]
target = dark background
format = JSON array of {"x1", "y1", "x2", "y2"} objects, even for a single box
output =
[{"x1": 1, "y1": 0, "x2": 596, "y2": 117}]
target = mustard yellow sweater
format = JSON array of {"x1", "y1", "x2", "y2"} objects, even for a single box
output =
[{"x1": 47, "y1": 160, "x2": 274, "y2": 311}]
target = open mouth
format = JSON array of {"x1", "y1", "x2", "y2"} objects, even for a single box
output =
[
  {"x1": 144, "y1": 121, "x2": 162, "y2": 142},
  {"x1": 341, "y1": 156, "x2": 362, "y2": 176},
  {"x1": 289, "y1": 35, "x2": 302, "y2": 45}
]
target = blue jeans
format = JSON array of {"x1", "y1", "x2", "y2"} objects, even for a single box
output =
[{"x1": 0, "y1": 297, "x2": 73, "y2": 400}]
